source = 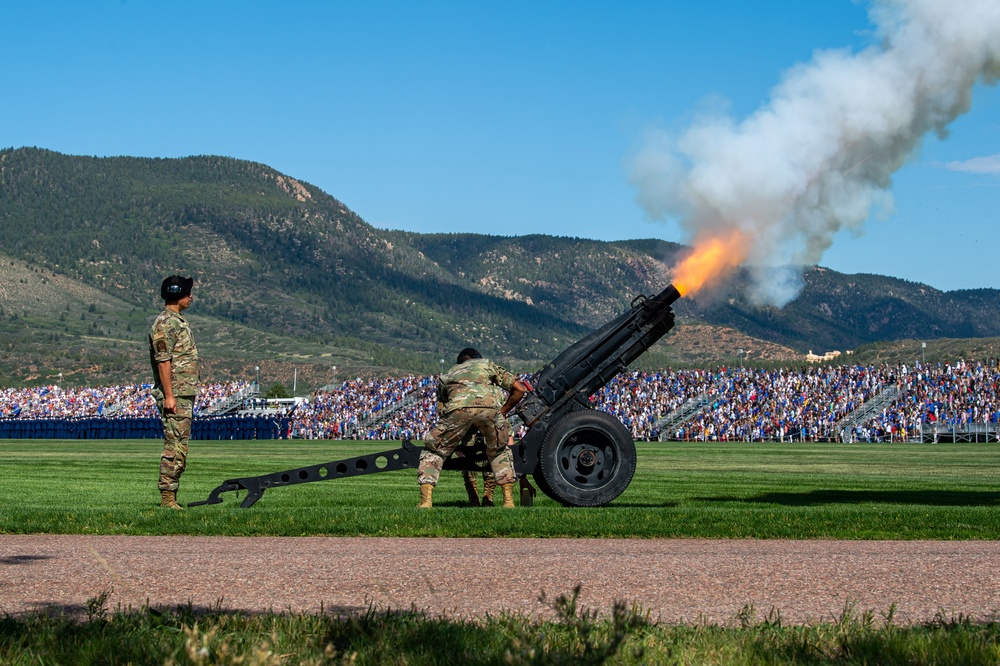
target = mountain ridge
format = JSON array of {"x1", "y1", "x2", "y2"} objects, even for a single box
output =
[{"x1": 1, "y1": 147, "x2": 998, "y2": 387}]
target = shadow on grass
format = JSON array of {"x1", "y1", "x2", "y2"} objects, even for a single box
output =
[
  {"x1": 0, "y1": 555, "x2": 53, "y2": 565},
  {"x1": 697, "y1": 489, "x2": 1000, "y2": 507},
  {"x1": 7, "y1": 599, "x2": 371, "y2": 621},
  {"x1": 432, "y1": 500, "x2": 490, "y2": 508},
  {"x1": 607, "y1": 501, "x2": 680, "y2": 508}
]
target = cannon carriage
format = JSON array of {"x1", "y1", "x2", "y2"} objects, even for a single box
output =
[{"x1": 191, "y1": 284, "x2": 681, "y2": 509}]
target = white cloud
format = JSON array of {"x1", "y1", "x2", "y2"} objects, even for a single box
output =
[{"x1": 941, "y1": 154, "x2": 1000, "y2": 175}]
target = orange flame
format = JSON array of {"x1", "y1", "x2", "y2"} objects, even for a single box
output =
[{"x1": 672, "y1": 229, "x2": 749, "y2": 297}]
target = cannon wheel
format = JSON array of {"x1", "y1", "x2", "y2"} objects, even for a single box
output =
[{"x1": 536, "y1": 410, "x2": 636, "y2": 507}]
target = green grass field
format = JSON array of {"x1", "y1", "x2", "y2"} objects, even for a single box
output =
[
  {"x1": 6, "y1": 439, "x2": 1000, "y2": 664},
  {"x1": 3, "y1": 439, "x2": 1000, "y2": 538}
]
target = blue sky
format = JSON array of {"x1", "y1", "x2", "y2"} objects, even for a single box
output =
[{"x1": 2, "y1": 1, "x2": 997, "y2": 292}]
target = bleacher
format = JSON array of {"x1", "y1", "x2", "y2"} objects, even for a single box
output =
[
  {"x1": 835, "y1": 384, "x2": 903, "y2": 442},
  {"x1": 0, "y1": 414, "x2": 288, "y2": 440},
  {"x1": 350, "y1": 386, "x2": 430, "y2": 437},
  {"x1": 656, "y1": 393, "x2": 714, "y2": 441},
  {"x1": 204, "y1": 382, "x2": 261, "y2": 415},
  {"x1": 3, "y1": 360, "x2": 999, "y2": 442}
]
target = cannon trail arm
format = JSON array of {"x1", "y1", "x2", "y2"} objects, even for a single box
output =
[
  {"x1": 189, "y1": 439, "x2": 425, "y2": 508},
  {"x1": 188, "y1": 437, "x2": 514, "y2": 508}
]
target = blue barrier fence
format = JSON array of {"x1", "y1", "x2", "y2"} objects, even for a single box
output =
[{"x1": 0, "y1": 415, "x2": 291, "y2": 440}]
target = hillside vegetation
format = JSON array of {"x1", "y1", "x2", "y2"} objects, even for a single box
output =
[{"x1": 2, "y1": 147, "x2": 999, "y2": 387}]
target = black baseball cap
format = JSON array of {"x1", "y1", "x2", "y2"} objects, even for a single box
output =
[
  {"x1": 160, "y1": 275, "x2": 194, "y2": 301},
  {"x1": 457, "y1": 347, "x2": 482, "y2": 364}
]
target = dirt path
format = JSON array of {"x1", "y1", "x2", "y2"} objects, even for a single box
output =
[{"x1": 3, "y1": 536, "x2": 999, "y2": 625}]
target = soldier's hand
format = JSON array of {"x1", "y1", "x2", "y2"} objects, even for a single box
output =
[{"x1": 164, "y1": 396, "x2": 177, "y2": 414}]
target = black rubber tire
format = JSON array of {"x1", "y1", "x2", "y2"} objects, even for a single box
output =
[
  {"x1": 537, "y1": 410, "x2": 636, "y2": 507},
  {"x1": 531, "y1": 468, "x2": 554, "y2": 500}
]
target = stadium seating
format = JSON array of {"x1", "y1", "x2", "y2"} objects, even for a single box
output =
[{"x1": 3, "y1": 361, "x2": 998, "y2": 443}]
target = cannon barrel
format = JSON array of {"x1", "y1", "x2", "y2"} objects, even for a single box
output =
[{"x1": 515, "y1": 284, "x2": 680, "y2": 428}]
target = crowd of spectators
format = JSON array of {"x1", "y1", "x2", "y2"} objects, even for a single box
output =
[
  {"x1": 850, "y1": 360, "x2": 1000, "y2": 442},
  {"x1": 289, "y1": 376, "x2": 434, "y2": 440},
  {"x1": 654, "y1": 364, "x2": 893, "y2": 442},
  {"x1": 0, "y1": 381, "x2": 252, "y2": 419},
  {"x1": 3, "y1": 360, "x2": 1000, "y2": 443},
  {"x1": 597, "y1": 361, "x2": 1000, "y2": 442},
  {"x1": 593, "y1": 368, "x2": 725, "y2": 440},
  {"x1": 287, "y1": 360, "x2": 1000, "y2": 443}
]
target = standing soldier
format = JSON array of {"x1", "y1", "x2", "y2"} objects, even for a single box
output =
[
  {"x1": 149, "y1": 275, "x2": 200, "y2": 509},
  {"x1": 418, "y1": 348, "x2": 526, "y2": 508}
]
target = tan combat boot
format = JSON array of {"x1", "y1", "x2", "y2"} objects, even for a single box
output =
[
  {"x1": 482, "y1": 476, "x2": 497, "y2": 507},
  {"x1": 417, "y1": 484, "x2": 434, "y2": 508},
  {"x1": 500, "y1": 483, "x2": 516, "y2": 508},
  {"x1": 160, "y1": 489, "x2": 183, "y2": 510},
  {"x1": 463, "y1": 474, "x2": 480, "y2": 507}
]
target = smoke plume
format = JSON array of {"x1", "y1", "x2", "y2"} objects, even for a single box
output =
[{"x1": 630, "y1": 0, "x2": 1000, "y2": 306}]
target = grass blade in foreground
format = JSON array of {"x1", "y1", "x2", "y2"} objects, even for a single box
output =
[{"x1": 2, "y1": 595, "x2": 1000, "y2": 665}]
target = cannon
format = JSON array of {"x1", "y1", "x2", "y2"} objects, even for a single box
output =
[{"x1": 190, "y1": 283, "x2": 681, "y2": 508}]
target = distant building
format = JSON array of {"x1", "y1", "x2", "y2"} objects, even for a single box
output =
[{"x1": 805, "y1": 349, "x2": 849, "y2": 363}]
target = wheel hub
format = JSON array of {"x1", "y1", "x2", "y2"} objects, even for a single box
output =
[
  {"x1": 536, "y1": 410, "x2": 637, "y2": 507},
  {"x1": 561, "y1": 436, "x2": 613, "y2": 488},
  {"x1": 576, "y1": 448, "x2": 598, "y2": 469}
]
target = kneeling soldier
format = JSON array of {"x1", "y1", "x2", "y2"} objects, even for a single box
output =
[{"x1": 418, "y1": 348, "x2": 526, "y2": 508}]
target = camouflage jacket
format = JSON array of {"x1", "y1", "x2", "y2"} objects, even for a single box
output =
[
  {"x1": 148, "y1": 308, "x2": 200, "y2": 398},
  {"x1": 437, "y1": 358, "x2": 516, "y2": 414}
]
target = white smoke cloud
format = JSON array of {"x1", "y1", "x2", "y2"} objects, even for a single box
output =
[
  {"x1": 630, "y1": 0, "x2": 1000, "y2": 306},
  {"x1": 941, "y1": 153, "x2": 1000, "y2": 174}
]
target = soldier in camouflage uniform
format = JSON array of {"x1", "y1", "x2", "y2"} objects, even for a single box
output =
[
  {"x1": 462, "y1": 382, "x2": 511, "y2": 506},
  {"x1": 463, "y1": 437, "x2": 513, "y2": 506},
  {"x1": 148, "y1": 275, "x2": 200, "y2": 509},
  {"x1": 418, "y1": 348, "x2": 526, "y2": 508}
]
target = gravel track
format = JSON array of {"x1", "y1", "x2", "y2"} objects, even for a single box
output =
[{"x1": 3, "y1": 535, "x2": 999, "y2": 625}]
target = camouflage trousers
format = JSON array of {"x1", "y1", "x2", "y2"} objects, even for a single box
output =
[
  {"x1": 157, "y1": 395, "x2": 194, "y2": 492},
  {"x1": 418, "y1": 407, "x2": 516, "y2": 486},
  {"x1": 462, "y1": 470, "x2": 496, "y2": 484},
  {"x1": 461, "y1": 430, "x2": 496, "y2": 486}
]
